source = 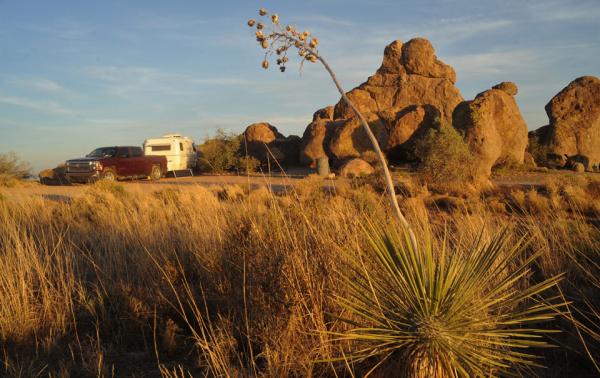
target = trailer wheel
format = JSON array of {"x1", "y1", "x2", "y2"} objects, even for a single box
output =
[
  {"x1": 150, "y1": 165, "x2": 162, "y2": 181},
  {"x1": 102, "y1": 169, "x2": 117, "y2": 182}
]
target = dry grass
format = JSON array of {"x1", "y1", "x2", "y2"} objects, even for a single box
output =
[{"x1": 0, "y1": 175, "x2": 598, "y2": 376}]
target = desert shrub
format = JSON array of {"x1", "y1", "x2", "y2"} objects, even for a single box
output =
[
  {"x1": 527, "y1": 135, "x2": 550, "y2": 166},
  {"x1": 236, "y1": 155, "x2": 261, "y2": 174},
  {"x1": 0, "y1": 152, "x2": 31, "y2": 186},
  {"x1": 492, "y1": 155, "x2": 526, "y2": 174},
  {"x1": 587, "y1": 179, "x2": 600, "y2": 199},
  {"x1": 197, "y1": 129, "x2": 242, "y2": 173},
  {"x1": 414, "y1": 120, "x2": 475, "y2": 183}
]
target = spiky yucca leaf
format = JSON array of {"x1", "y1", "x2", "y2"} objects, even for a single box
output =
[{"x1": 327, "y1": 225, "x2": 564, "y2": 377}]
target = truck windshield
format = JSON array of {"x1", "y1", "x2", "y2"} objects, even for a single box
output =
[{"x1": 87, "y1": 147, "x2": 117, "y2": 158}]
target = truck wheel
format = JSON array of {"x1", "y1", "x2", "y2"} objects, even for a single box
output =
[
  {"x1": 150, "y1": 165, "x2": 162, "y2": 181},
  {"x1": 102, "y1": 169, "x2": 117, "y2": 182}
]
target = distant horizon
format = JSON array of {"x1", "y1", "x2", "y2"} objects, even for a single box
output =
[{"x1": 1, "y1": 0, "x2": 599, "y2": 173}]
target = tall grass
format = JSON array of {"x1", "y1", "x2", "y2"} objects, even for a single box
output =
[{"x1": 0, "y1": 177, "x2": 598, "y2": 376}]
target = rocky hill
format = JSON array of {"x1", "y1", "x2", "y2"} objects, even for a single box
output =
[{"x1": 242, "y1": 38, "x2": 598, "y2": 176}]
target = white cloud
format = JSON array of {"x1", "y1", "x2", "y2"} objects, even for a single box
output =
[
  {"x1": 10, "y1": 78, "x2": 67, "y2": 93},
  {"x1": 366, "y1": 17, "x2": 514, "y2": 47},
  {"x1": 445, "y1": 50, "x2": 540, "y2": 76},
  {"x1": 190, "y1": 77, "x2": 251, "y2": 86},
  {"x1": 23, "y1": 20, "x2": 92, "y2": 39},
  {"x1": 529, "y1": 0, "x2": 600, "y2": 22},
  {"x1": 288, "y1": 15, "x2": 356, "y2": 28},
  {"x1": 82, "y1": 65, "x2": 252, "y2": 97},
  {"x1": 0, "y1": 95, "x2": 74, "y2": 116}
]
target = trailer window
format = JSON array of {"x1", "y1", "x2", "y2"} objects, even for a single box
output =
[
  {"x1": 151, "y1": 145, "x2": 171, "y2": 152},
  {"x1": 179, "y1": 142, "x2": 184, "y2": 151}
]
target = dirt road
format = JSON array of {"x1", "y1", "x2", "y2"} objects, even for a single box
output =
[{"x1": 0, "y1": 174, "x2": 311, "y2": 202}]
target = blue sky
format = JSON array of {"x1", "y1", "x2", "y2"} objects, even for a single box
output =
[{"x1": 1, "y1": 0, "x2": 599, "y2": 172}]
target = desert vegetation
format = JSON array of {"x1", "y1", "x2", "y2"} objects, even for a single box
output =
[
  {"x1": 1, "y1": 172, "x2": 599, "y2": 376},
  {"x1": 0, "y1": 152, "x2": 31, "y2": 187},
  {"x1": 197, "y1": 129, "x2": 260, "y2": 174}
]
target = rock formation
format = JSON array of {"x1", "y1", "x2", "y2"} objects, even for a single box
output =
[
  {"x1": 299, "y1": 107, "x2": 335, "y2": 167},
  {"x1": 243, "y1": 122, "x2": 301, "y2": 166},
  {"x1": 544, "y1": 76, "x2": 600, "y2": 170},
  {"x1": 339, "y1": 158, "x2": 375, "y2": 178},
  {"x1": 300, "y1": 37, "x2": 463, "y2": 166},
  {"x1": 453, "y1": 82, "x2": 528, "y2": 177},
  {"x1": 39, "y1": 165, "x2": 68, "y2": 185}
]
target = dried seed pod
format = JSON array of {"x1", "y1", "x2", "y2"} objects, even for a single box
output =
[
  {"x1": 299, "y1": 34, "x2": 306, "y2": 41},
  {"x1": 261, "y1": 39, "x2": 268, "y2": 49},
  {"x1": 259, "y1": 8, "x2": 268, "y2": 16},
  {"x1": 247, "y1": 19, "x2": 256, "y2": 27},
  {"x1": 255, "y1": 30, "x2": 263, "y2": 38},
  {"x1": 294, "y1": 41, "x2": 302, "y2": 48},
  {"x1": 282, "y1": 56, "x2": 289, "y2": 63},
  {"x1": 280, "y1": 66, "x2": 286, "y2": 72},
  {"x1": 276, "y1": 58, "x2": 282, "y2": 65},
  {"x1": 256, "y1": 22, "x2": 264, "y2": 30},
  {"x1": 285, "y1": 25, "x2": 292, "y2": 32},
  {"x1": 308, "y1": 54, "x2": 317, "y2": 62},
  {"x1": 262, "y1": 59, "x2": 269, "y2": 69},
  {"x1": 271, "y1": 14, "x2": 278, "y2": 23},
  {"x1": 302, "y1": 31, "x2": 310, "y2": 37},
  {"x1": 309, "y1": 38, "x2": 319, "y2": 48},
  {"x1": 298, "y1": 49, "x2": 306, "y2": 57}
]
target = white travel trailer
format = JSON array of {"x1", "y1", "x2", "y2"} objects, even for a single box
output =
[{"x1": 143, "y1": 133, "x2": 197, "y2": 172}]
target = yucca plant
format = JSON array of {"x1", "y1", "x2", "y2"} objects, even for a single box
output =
[
  {"x1": 327, "y1": 225, "x2": 564, "y2": 377},
  {"x1": 563, "y1": 245, "x2": 600, "y2": 373}
]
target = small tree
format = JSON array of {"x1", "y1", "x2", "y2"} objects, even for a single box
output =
[
  {"x1": 414, "y1": 120, "x2": 475, "y2": 182},
  {"x1": 236, "y1": 155, "x2": 260, "y2": 175},
  {"x1": 248, "y1": 9, "x2": 414, "y2": 239},
  {"x1": 0, "y1": 152, "x2": 31, "y2": 186},
  {"x1": 197, "y1": 129, "x2": 242, "y2": 173}
]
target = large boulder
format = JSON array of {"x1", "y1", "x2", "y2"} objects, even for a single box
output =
[
  {"x1": 544, "y1": 76, "x2": 600, "y2": 170},
  {"x1": 300, "y1": 107, "x2": 336, "y2": 167},
  {"x1": 300, "y1": 37, "x2": 463, "y2": 166},
  {"x1": 328, "y1": 115, "x2": 388, "y2": 161},
  {"x1": 244, "y1": 122, "x2": 283, "y2": 145},
  {"x1": 243, "y1": 123, "x2": 299, "y2": 165},
  {"x1": 339, "y1": 158, "x2": 375, "y2": 178},
  {"x1": 39, "y1": 165, "x2": 68, "y2": 185},
  {"x1": 492, "y1": 82, "x2": 518, "y2": 96},
  {"x1": 453, "y1": 82, "x2": 528, "y2": 177}
]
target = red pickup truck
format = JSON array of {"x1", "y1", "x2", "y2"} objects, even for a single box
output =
[{"x1": 65, "y1": 146, "x2": 167, "y2": 183}]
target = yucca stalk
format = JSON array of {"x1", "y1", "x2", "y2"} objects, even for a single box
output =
[
  {"x1": 247, "y1": 9, "x2": 416, "y2": 244},
  {"x1": 327, "y1": 225, "x2": 564, "y2": 377}
]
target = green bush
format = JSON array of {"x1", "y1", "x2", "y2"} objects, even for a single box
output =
[
  {"x1": 415, "y1": 120, "x2": 475, "y2": 182},
  {"x1": 0, "y1": 152, "x2": 31, "y2": 186},
  {"x1": 197, "y1": 130, "x2": 242, "y2": 173},
  {"x1": 236, "y1": 155, "x2": 261, "y2": 174}
]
